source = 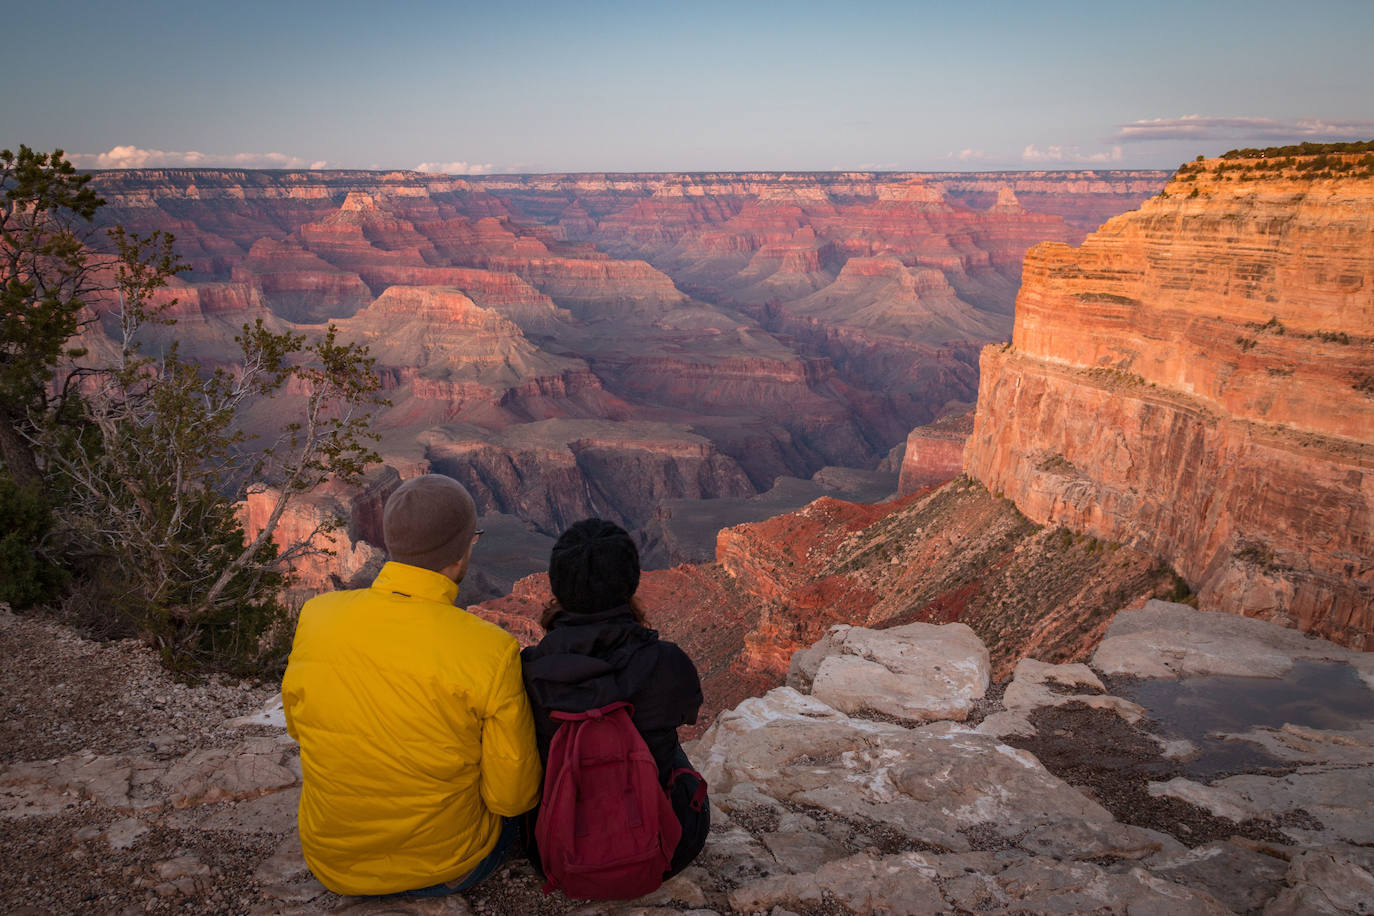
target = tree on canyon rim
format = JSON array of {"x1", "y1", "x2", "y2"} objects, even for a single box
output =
[{"x1": 1, "y1": 146, "x2": 386, "y2": 674}]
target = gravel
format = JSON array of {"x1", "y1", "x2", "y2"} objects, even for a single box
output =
[{"x1": 0, "y1": 605, "x2": 279, "y2": 766}]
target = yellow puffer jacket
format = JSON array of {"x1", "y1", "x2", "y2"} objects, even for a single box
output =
[{"x1": 282, "y1": 562, "x2": 542, "y2": 895}]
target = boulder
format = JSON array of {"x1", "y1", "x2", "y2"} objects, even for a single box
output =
[
  {"x1": 696, "y1": 687, "x2": 1113, "y2": 853},
  {"x1": 163, "y1": 736, "x2": 299, "y2": 808},
  {"x1": 787, "y1": 622, "x2": 989, "y2": 722}
]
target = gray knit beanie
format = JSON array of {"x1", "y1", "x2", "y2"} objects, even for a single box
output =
[{"x1": 382, "y1": 474, "x2": 478, "y2": 571}]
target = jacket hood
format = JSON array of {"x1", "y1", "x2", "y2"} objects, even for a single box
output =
[{"x1": 521, "y1": 606, "x2": 660, "y2": 709}]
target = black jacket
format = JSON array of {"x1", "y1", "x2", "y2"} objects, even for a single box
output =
[{"x1": 520, "y1": 605, "x2": 702, "y2": 781}]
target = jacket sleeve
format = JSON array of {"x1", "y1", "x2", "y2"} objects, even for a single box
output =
[
  {"x1": 282, "y1": 674, "x2": 300, "y2": 742},
  {"x1": 478, "y1": 640, "x2": 543, "y2": 816},
  {"x1": 660, "y1": 642, "x2": 703, "y2": 727}
]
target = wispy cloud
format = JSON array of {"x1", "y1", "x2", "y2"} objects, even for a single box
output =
[
  {"x1": 1111, "y1": 115, "x2": 1374, "y2": 144},
  {"x1": 414, "y1": 160, "x2": 497, "y2": 175},
  {"x1": 68, "y1": 145, "x2": 326, "y2": 169},
  {"x1": 1021, "y1": 144, "x2": 1124, "y2": 164},
  {"x1": 946, "y1": 148, "x2": 991, "y2": 162}
]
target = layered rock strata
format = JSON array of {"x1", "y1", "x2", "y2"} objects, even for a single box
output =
[
  {"x1": 966, "y1": 154, "x2": 1374, "y2": 647},
  {"x1": 80, "y1": 167, "x2": 1163, "y2": 580},
  {"x1": 898, "y1": 409, "x2": 974, "y2": 494}
]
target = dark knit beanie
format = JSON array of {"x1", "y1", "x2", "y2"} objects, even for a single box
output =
[
  {"x1": 548, "y1": 518, "x2": 641, "y2": 616},
  {"x1": 382, "y1": 474, "x2": 478, "y2": 572}
]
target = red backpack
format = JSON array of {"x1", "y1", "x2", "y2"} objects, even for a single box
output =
[{"x1": 535, "y1": 701, "x2": 681, "y2": 900}]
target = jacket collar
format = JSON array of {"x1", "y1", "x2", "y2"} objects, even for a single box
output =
[
  {"x1": 371, "y1": 561, "x2": 460, "y2": 606},
  {"x1": 547, "y1": 603, "x2": 640, "y2": 630}
]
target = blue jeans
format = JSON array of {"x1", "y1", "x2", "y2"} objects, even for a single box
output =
[{"x1": 401, "y1": 815, "x2": 521, "y2": 898}]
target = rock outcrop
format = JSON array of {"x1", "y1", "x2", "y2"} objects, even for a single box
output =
[
  {"x1": 897, "y1": 410, "x2": 974, "y2": 494},
  {"x1": 965, "y1": 153, "x2": 1374, "y2": 647},
  {"x1": 11, "y1": 601, "x2": 1372, "y2": 913},
  {"x1": 472, "y1": 477, "x2": 1191, "y2": 726}
]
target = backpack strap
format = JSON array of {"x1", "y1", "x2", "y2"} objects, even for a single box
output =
[
  {"x1": 550, "y1": 700, "x2": 634, "y2": 723},
  {"x1": 668, "y1": 767, "x2": 709, "y2": 812}
]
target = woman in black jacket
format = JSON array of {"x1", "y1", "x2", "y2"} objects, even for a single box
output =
[{"x1": 521, "y1": 518, "x2": 709, "y2": 881}]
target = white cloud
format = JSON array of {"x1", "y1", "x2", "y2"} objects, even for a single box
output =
[
  {"x1": 1111, "y1": 115, "x2": 1374, "y2": 144},
  {"x1": 414, "y1": 160, "x2": 496, "y2": 175},
  {"x1": 1022, "y1": 144, "x2": 1124, "y2": 164},
  {"x1": 950, "y1": 148, "x2": 990, "y2": 162},
  {"x1": 68, "y1": 145, "x2": 323, "y2": 169}
]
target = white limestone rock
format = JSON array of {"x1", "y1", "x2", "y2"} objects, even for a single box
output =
[
  {"x1": 1148, "y1": 777, "x2": 1254, "y2": 822},
  {"x1": 695, "y1": 687, "x2": 1112, "y2": 853},
  {"x1": 225, "y1": 692, "x2": 288, "y2": 730},
  {"x1": 1092, "y1": 599, "x2": 1366, "y2": 680},
  {"x1": 163, "y1": 736, "x2": 299, "y2": 809},
  {"x1": 787, "y1": 621, "x2": 990, "y2": 722},
  {"x1": 979, "y1": 657, "x2": 1147, "y2": 737},
  {"x1": 1216, "y1": 766, "x2": 1374, "y2": 846},
  {"x1": 1148, "y1": 840, "x2": 1291, "y2": 915}
]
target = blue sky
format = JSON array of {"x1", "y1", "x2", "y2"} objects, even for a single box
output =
[{"x1": 4, "y1": 0, "x2": 1372, "y2": 173}]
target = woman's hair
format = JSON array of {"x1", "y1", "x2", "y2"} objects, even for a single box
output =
[{"x1": 540, "y1": 594, "x2": 647, "y2": 631}]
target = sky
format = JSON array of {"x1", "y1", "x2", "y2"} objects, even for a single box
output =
[{"x1": 4, "y1": 0, "x2": 1373, "y2": 174}]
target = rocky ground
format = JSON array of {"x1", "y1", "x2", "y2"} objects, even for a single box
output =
[{"x1": 2, "y1": 601, "x2": 1372, "y2": 914}]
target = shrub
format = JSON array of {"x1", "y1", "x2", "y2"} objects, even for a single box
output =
[
  {"x1": 3, "y1": 147, "x2": 386, "y2": 677},
  {"x1": 0, "y1": 473, "x2": 68, "y2": 608}
]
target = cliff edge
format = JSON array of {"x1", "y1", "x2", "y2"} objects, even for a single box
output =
[
  {"x1": 966, "y1": 152, "x2": 1374, "y2": 647},
  {"x1": 6, "y1": 601, "x2": 1372, "y2": 913}
]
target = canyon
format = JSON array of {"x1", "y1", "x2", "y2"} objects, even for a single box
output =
[
  {"x1": 82, "y1": 166, "x2": 1166, "y2": 591},
  {"x1": 10, "y1": 148, "x2": 1370, "y2": 916},
  {"x1": 78, "y1": 155, "x2": 1371, "y2": 719},
  {"x1": 470, "y1": 150, "x2": 1373, "y2": 728}
]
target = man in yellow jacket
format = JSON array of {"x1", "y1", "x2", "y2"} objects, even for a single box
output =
[{"x1": 282, "y1": 474, "x2": 541, "y2": 897}]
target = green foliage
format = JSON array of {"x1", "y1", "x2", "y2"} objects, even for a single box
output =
[
  {"x1": 1037, "y1": 453, "x2": 1077, "y2": 475},
  {"x1": 1074, "y1": 292, "x2": 1138, "y2": 306},
  {"x1": 1221, "y1": 140, "x2": 1374, "y2": 159},
  {"x1": 1, "y1": 146, "x2": 104, "y2": 485},
  {"x1": 1235, "y1": 540, "x2": 1275, "y2": 568},
  {"x1": 47, "y1": 244, "x2": 385, "y2": 672},
  {"x1": 0, "y1": 472, "x2": 68, "y2": 607},
  {"x1": 1245, "y1": 316, "x2": 1284, "y2": 335},
  {"x1": 2, "y1": 146, "x2": 386, "y2": 677}
]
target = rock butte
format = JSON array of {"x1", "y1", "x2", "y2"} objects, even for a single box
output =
[{"x1": 967, "y1": 155, "x2": 1373, "y2": 646}]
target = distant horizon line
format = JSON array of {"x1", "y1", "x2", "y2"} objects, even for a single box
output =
[{"x1": 77, "y1": 166, "x2": 1177, "y2": 177}]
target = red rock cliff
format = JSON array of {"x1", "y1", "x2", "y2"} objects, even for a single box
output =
[{"x1": 965, "y1": 154, "x2": 1374, "y2": 647}]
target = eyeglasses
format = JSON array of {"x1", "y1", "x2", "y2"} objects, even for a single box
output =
[{"x1": 472, "y1": 529, "x2": 485, "y2": 542}]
